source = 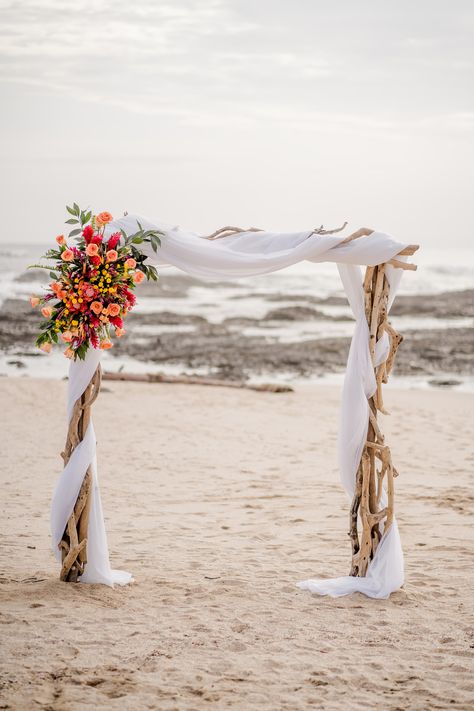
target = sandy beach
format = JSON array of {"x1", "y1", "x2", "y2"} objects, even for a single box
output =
[{"x1": 1, "y1": 377, "x2": 473, "y2": 709}]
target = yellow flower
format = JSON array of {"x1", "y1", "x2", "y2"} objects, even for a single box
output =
[{"x1": 71, "y1": 320, "x2": 78, "y2": 326}]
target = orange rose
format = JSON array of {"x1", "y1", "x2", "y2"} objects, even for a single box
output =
[
  {"x1": 108, "y1": 303, "x2": 120, "y2": 317},
  {"x1": 56, "y1": 235, "x2": 66, "y2": 246},
  {"x1": 125, "y1": 258, "x2": 136, "y2": 269},
  {"x1": 133, "y1": 270, "x2": 145, "y2": 284},
  {"x1": 61, "y1": 331, "x2": 73, "y2": 343},
  {"x1": 115, "y1": 328, "x2": 125, "y2": 337},
  {"x1": 64, "y1": 347, "x2": 74, "y2": 359},
  {"x1": 41, "y1": 306, "x2": 52, "y2": 318},
  {"x1": 106, "y1": 249, "x2": 118, "y2": 262},
  {"x1": 99, "y1": 339, "x2": 113, "y2": 350},
  {"x1": 90, "y1": 301, "x2": 103, "y2": 315},
  {"x1": 61, "y1": 249, "x2": 74, "y2": 262},
  {"x1": 30, "y1": 296, "x2": 40, "y2": 308},
  {"x1": 39, "y1": 342, "x2": 52, "y2": 353},
  {"x1": 86, "y1": 243, "x2": 99, "y2": 257},
  {"x1": 58, "y1": 290, "x2": 67, "y2": 300},
  {"x1": 96, "y1": 211, "x2": 113, "y2": 226}
]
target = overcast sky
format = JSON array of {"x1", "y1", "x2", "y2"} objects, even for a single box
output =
[{"x1": 1, "y1": 0, "x2": 473, "y2": 246}]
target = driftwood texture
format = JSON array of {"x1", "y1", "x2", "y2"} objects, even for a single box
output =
[
  {"x1": 102, "y1": 371, "x2": 293, "y2": 393},
  {"x1": 349, "y1": 264, "x2": 404, "y2": 577},
  {"x1": 59, "y1": 364, "x2": 102, "y2": 582}
]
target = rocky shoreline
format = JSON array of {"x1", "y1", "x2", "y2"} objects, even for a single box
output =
[{"x1": 1, "y1": 274, "x2": 473, "y2": 384}]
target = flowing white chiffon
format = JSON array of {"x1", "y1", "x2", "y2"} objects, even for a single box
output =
[{"x1": 50, "y1": 216, "x2": 408, "y2": 594}]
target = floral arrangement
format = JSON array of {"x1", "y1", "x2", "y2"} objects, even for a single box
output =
[{"x1": 29, "y1": 204, "x2": 162, "y2": 360}]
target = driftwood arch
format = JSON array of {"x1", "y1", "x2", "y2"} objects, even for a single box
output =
[{"x1": 58, "y1": 228, "x2": 419, "y2": 584}]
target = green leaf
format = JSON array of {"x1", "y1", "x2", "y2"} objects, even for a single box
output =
[
  {"x1": 49, "y1": 271, "x2": 57, "y2": 279},
  {"x1": 132, "y1": 236, "x2": 144, "y2": 244},
  {"x1": 73, "y1": 202, "x2": 80, "y2": 215},
  {"x1": 66, "y1": 205, "x2": 76, "y2": 216},
  {"x1": 65, "y1": 218, "x2": 78, "y2": 224},
  {"x1": 69, "y1": 228, "x2": 82, "y2": 237}
]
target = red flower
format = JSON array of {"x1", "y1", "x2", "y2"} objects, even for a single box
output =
[
  {"x1": 90, "y1": 234, "x2": 103, "y2": 245},
  {"x1": 90, "y1": 255, "x2": 101, "y2": 266},
  {"x1": 83, "y1": 225, "x2": 94, "y2": 243},
  {"x1": 108, "y1": 232, "x2": 121, "y2": 250},
  {"x1": 109, "y1": 316, "x2": 123, "y2": 328},
  {"x1": 90, "y1": 330, "x2": 99, "y2": 349}
]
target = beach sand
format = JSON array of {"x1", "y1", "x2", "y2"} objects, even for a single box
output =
[{"x1": 1, "y1": 378, "x2": 473, "y2": 710}]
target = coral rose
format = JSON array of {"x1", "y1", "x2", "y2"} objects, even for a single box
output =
[
  {"x1": 99, "y1": 339, "x2": 113, "y2": 350},
  {"x1": 30, "y1": 296, "x2": 40, "y2": 308},
  {"x1": 86, "y1": 243, "x2": 99, "y2": 257},
  {"x1": 41, "y1": 306, "x2": 52, "y2": 318},
  {"x1": 56, "y1": 235, "x2": 66, "y2": 246},
  {"x1": 90, "y1": 301, "x2": 103, "y2": 315},
  {"x1": 61, "y1": 331, "x2": 73, "y2": 343},
  {"x1": 96, "y1": 211, "x2": 113, "y2": 226},
  {"x1": 107, "y1": 303, "x2": 120, "y2": 317},
  {"x1": 61, "y1": 249, "x2": 74, "y2": 262},
  {"x1": 133, "y1": 270, "x2": 145, "y2": 284},
  {"x1": 125, "y1": 258, "x2": 136, "y2": 269},
  {"x1": 106, "y1": 249, "x2": 118, "y2": 262},
  {"x1": 64, "y1": 347, "x2": 74, "y2": 359},
  {"x1": 115, "y1": 327, "x2": 125, "y2": 337},
  {"x1": 39, "y1": 342, "x2": 52, "y2": 353}
]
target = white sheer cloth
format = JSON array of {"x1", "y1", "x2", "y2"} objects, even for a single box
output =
[{"x1": 51, "y1": 216, "x2": 408, "y2": 593}]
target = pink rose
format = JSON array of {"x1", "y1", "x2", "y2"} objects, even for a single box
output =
[
  {"x1": 133, "y1": 270, "x2": 145, "y2": 284},
  {"x1": 64, "y1": 347, "x2": 74, "y2": 359},
  {"x1": 115, "y1": 327, "x2": 126, "y2": 337},
  {"x1": 61, "y1": 331, "x2": 73, "y2": 343},
  {"x1": 39, "y1": 342, "x2": 52, "y2": 353},
  {"x1": 125, "y1": 258, "x2": 136, "y2": 269},
  {"x1": 56, "y1": 235, "x2": 66, "y2": 246},
  {"x1": 106, "y1": 249, "x2": 118, "y2": 262},
  {"x1": 61, "y1": 249, "x2": 74, "y2": 262},
  {"x1": 41, "y1": 306, "x2": 52, "y2": 318},
  {"x1": 86, "y1": 244, "x2": 99, "y2": 257},
  {"x1": 107, "y1": 303, "x2": 120, "y2": 317},
  {"x1": 30, "y1": 296, "x2": 40, "y2": 308},
  {"x1": 90, "y1": 301, "x2": 103, "y2": 315}
]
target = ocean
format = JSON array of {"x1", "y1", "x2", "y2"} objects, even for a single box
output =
[{"x1": 1, "y1": 242, "x2": 473, "y2": 389}]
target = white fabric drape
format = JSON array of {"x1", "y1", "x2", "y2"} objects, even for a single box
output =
[
  {"x1": 51, "y1": 216, "x2": 407, "y2": 594},
  {"x1": 50, "y1": 347, "x2": 133, "y2": 586}
]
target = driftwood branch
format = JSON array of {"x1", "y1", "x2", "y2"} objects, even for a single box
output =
[
  {"x1": 203, "y1": 223, "x2": 419, "y2": 269},
  {"x1": 348, "y1": 257, "x2": 416, "y2": 577},
  {"x1": 59, "y1": 364, "x2": 102, "y2": 582},
  {"x1": 102, "y1": 371, "x2": 293, "y2": 393}
]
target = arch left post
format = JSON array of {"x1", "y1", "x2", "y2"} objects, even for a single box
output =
[{"x1": 58, "y1": 362, "x2": 102, "y2": 582}]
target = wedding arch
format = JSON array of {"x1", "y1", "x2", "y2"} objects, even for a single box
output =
[{"x1": 50, "y1": 216, "x2": 418, "y2": 599}]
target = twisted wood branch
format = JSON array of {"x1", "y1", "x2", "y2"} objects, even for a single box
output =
[
  {"x1": 59, "y1": 364, "x2": 102, "y2": 582},
  {"x1": 348, "y1": 261, "x2": 413, "y2": 577}
]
